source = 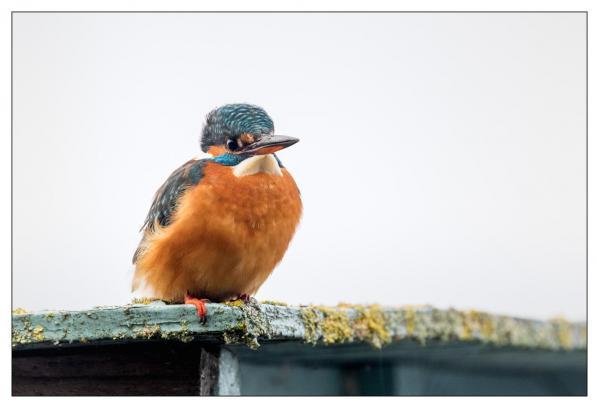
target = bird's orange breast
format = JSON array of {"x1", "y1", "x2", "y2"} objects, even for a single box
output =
[{"x1": 133, "y1": 160, "x2": 302, "y2": 302}]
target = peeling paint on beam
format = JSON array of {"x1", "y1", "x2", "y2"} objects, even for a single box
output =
[{"x1": 12, "y1": 302, "x2": 586, "y2": 351}]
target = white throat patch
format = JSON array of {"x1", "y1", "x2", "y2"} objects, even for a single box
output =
[{"x1": 233, "y1": 154, "x2": 283, "y2": 177}]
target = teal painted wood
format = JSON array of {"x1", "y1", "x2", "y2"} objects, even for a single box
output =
[
  {"x1": 12, "y1": 302, "x2": 586, "y2": 351},
  {"x1": 217, "y1": 348, "x2": 241, "y2": 396}
]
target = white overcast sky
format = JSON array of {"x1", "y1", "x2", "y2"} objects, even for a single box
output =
[{"x1": 13, "y1": 12, "x2": 586, "y2": 320}]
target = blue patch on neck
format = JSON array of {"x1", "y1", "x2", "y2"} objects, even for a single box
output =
[
  {"x1": 211, "y1": 153, "x2": 244, "y2": 166},
  {"x1": 273, "y1": 153, "x2": 284, "y2": 168},
  {"x1": 211, "y1": 152, "x2": 286, "y2": 168}
]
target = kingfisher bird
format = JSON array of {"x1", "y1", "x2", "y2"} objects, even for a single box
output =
[{"x1": 132, "y1": 104, "x2": 302, "y2": 321}]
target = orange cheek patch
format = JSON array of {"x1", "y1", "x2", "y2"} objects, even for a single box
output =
[{"x1": 240, "y1": 133, "x2": 255, "y2": 145}]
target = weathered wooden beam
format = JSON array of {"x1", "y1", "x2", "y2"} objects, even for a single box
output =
[
  {"x1": 11, "y1": 302, "x2": 586, "y2": 395},
  {"x1": 11, "y1": 302, "x2": 587, "y2": 351}
]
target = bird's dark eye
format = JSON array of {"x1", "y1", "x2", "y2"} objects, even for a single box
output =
[{"x1": 226, "y1": 138, "x2": 239, "y2": 151}]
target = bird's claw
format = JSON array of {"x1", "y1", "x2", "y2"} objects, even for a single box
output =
[{"x1": 184, "y1": 293, "x2": 210, "y2": 324}]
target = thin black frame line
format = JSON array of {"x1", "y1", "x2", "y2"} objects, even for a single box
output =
[
  {"x1": 10, "y1": 12, "x2": 13, "y2": 312},
  {"x1": 584, "y1": 11, "x2": 589, "y2": 395},
  {"x1": 10, "y1": 10, "x2": 589, "y2": 14}
]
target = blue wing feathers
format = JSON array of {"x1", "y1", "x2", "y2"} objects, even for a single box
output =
[
  {"x1": 141, "y1": 159, "x2": 208, "y2": 232},
  {"x1": 133, "y1": 159, "x2": 207, "y2": 264}
]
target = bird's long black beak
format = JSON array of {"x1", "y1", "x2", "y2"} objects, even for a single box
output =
[{"x1": 243, "y1": 134, "x2": 299, "y2": 155}]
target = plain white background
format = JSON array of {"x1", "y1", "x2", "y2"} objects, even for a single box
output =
[{"x1": 12, "y1": 12, "x2": 586, "y2": 320}]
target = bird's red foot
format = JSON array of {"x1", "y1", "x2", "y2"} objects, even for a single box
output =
[{"x1": 184, "y1": 293, "x2": 210, "y2": 324}]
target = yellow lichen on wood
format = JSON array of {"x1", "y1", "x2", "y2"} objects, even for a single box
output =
[
  {"x1": 131, "y1": 297, "x2": 161, "y2": 305},
  {"x1": 300, "y1": 304, "x2": 391, "y2": 348},
  {"x1": 440, "y1": 309, "x2": 498, "y2": 344},
  {"x1": 32, "y1": 325, "x2": 45, "y2": 341},
  {"x1": 404, "y1": 306, "x2": 415, "y2": 335},
  {"x1": 551, "y1": 317, "x2": 573, "y2": 349},
  {"x1": 134, "y1": 324, "x2": 161, "y2": 339},
  {"x1": 221, "y1": 301, "x2": 271, "y2": 349},
  {"x1": 224, "y1": 299, "x2": 245, "y2": 307},
  {"x1": 480, "y1": 314, "x2": 496, "y2": 339},
  {"x1": 315, "y1": 306, "x2": 353, "y2": 345},
  {"x1": 300, "y1": 307, "x2": 321, "y2": 345},
  {"x1": 351, "y1": 304, "x2": 391, "y2": 349},
  {"x1": 12, "y1": 318, "x2": 45, "y2": 345},
  {"x1": 260, "y1": 300, "x2": 288, "y2": 306},
  {"x1": 462, "y1": 310, "x2": 492, "y2": 341}
]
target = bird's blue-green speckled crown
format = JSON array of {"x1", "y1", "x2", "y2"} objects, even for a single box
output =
[{"x1": 201, "y1": 104, "x2": 275, "y2": 153}]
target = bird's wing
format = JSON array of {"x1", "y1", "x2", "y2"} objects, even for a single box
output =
[{"x1": 133, "y1": 158, "x2": 208, "y2": 264}]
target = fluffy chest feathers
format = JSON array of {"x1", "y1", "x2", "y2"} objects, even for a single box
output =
[{"x1": 133, "y1": 156, "x2": 302, "y2": 302}]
